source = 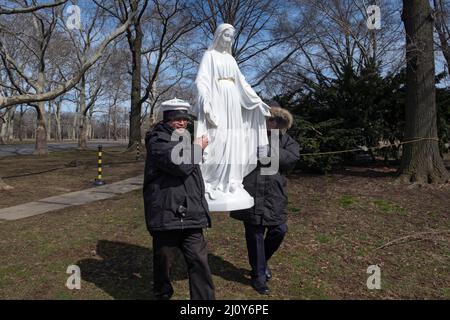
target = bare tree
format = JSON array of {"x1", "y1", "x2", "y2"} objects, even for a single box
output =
[
  {"x1": 0, "y1": 6, "x2": 60, "y2": 154},
  {"x1": 94, "y1": 0, "x2": 150, "y2": 149},
  {"x1": 398, "y1": 0, "x2": 449, "y2": 183},
  {"x1": 0, "y1": 103, "x2": 14, "y2": 190},
  {"x1": 192, "y1": 0, "x2": 281, "y2": 63},
  {"x1": 0, "y1": 0, "x2": 67, "y2": 14},
  {"x1": 259, "y1": 0, "x2": 405, "y2": 97},
  {"x1": 0, "y1": 2, "x2": 135, "y2": 109},
  {"x1": 95, "y1": 0, "x2": 202, "y2": 149},
  {"x1": 101, "y1": 48, "x2": 130, "y2": 140},
  {"x1": 0, "y1": 106, "x2": 13, "y2": 144},
  {"x1": 64, "y1": 6, "x2": 112, "y2": 149},
  {"x1": 190, "y1": 0, "x2": 301, "y2": 92},
  {"x1": 433, "y1": 0, "x2": 450, "y2": 70},
  {"x1": 0, "y1": 1, "x2": 135, "y2": 155},
  {"x1": 52, "y1": 96, "x2": 62, "y2": 141},
  {"x1": 16, "y1": 105, "x2": 29, "y2": 141}
]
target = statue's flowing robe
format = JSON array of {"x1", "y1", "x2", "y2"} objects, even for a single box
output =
[{"x1": 194, "y1": 49, "x2": 270, "y2": 194}]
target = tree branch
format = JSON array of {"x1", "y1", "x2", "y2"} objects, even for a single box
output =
[{"x1": 0, "y1": 0, "x2": 67, "y2": 15}]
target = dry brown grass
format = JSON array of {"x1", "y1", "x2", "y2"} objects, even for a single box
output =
[
  {"x1": 0, "y1": 158, "x2": 449, "y2": 299},
  {"x1": 0, "y1": 147, "x2": 144, "y2": 208}
]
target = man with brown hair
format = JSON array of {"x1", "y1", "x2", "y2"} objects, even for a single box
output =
[{"x1": 231, "y1": 105, "x2": 300, "y2": 295}]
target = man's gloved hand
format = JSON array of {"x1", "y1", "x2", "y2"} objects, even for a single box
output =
[{"x1": 258, "y1": 145, "x2": 271, "y2": 165}]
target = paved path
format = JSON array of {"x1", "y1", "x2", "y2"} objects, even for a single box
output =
[
  {"x1": 0, "y1": 140, "x2": 128, "y2": 158},
  {"x1": 0, "y1": 175, "x2": 143, "y2": 221}
]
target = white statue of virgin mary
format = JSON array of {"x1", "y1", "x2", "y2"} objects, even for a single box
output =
[{"x1": 194, "y1": 23, "x2": 271, "y2": 212}]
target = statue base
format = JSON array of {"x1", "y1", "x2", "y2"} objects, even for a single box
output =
[{"x1": 205, "y1": 187, "x2": 254, "y2": 212}]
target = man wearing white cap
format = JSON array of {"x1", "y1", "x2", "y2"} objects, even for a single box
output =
[{"x1": 143, "y1": 98, "x2": 214, "y2": 300}]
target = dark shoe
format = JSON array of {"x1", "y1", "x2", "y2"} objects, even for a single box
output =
[
  {"x1": 251, "y1": 278, "x2": 269, "y2": 295},
  {"x1": 155, "y1": 293, "x2": 171, "y2": 300},
  {"x1": 154, "y1": 289, "x2": 173, "y2": 300},
  {"x1": 265, "y1": 267, "x2": 272, "y2": 281}
]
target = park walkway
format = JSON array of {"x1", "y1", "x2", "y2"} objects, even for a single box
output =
[
  {"x1": 0, "y1": 140, "x2": 127, "y2": 158},
  {"x1": 0, "y1": 175, "x2": 143, "y2": 221}
]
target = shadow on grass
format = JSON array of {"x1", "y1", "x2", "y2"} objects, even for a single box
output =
[
  {"x1": 208, "y1": 254, "x2": 250, "y2": 286},
  {"x1": 77, "y1": 240, "x2": 249, "y2": 299}
]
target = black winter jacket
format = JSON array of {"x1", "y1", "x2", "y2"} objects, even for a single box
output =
[
  {"x1": 230, "y1": 132, "x2": 300, "y2": 226},
  {"x1": 143, "y1": 122, "x2": 211, "y2": 232}
]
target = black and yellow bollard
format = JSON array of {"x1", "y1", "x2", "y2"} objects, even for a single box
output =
[
  {"x1": 94, "y1": 145, "x2": 106, "y2": 186},
  {"x1": 136, "y1": 141, "x2": 140, "y2": 161}
]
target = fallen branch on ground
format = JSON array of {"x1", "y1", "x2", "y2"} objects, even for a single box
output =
[{"x1": 376, "y1": 230, "x2": 450, "y2": 250}]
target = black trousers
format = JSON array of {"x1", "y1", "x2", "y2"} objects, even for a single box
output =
[
  {"x1": 151, "y1": 228, "x2": 215, "y2": 300},
  {"x1": 244, "y1": 223, "x2": 288, "y2": 281}
]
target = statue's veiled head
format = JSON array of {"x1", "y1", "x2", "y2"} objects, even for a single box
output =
[{"x1": 208, "y1": 23, "x2": 236, "y2": 54}]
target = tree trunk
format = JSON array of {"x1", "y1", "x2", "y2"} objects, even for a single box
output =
[
  {"x1": 399, "y1": 0, "x2": 450, "y2": 183},
  {"x1": 78, "y1": 76, "x2": 88, "y2": 150},
  {"x1": 47, "y1": 102, "x2": 52, "y2": 141},
  {"x1": 6, "y1": 108, "x2": 14, "y2": 142},
  {"x1": 33, "y1": 68, "x2": 49, "y2": 155},
  {"x1": 112, "y1": 104, "x2": 118, "y2": 141},
  {"x1": 34, "y1": 103, "x2": 48, "y2": 155},
  {"x1": 87, "y1": 106, "x2": 94, "y2": 139},
  {"x1": 127, "y1": 25, "x2": 143, "y2": 149},
  {"x1": 78, "y1": 114, "x2": 88, "y2": 149},
  {"x1": 18, "y1": 106, "x2": 25, "y2": 141},
  {"x1": 107, "y1": 100, "x2": 112, "y2": 140},
  {"x1": 86, "y1": 119, "x2": 91, "y2": 140},
  {"x1": 433, "y1": 0, "x2": 450, "y2": 69},
  {"x1": 55, "y1": 100, "x2": 62, "y2": 142},
  {"x1": 90, "y1": 117, "x2": 95, "y2": 139},
  {"x1": 71, "y1": 102, "x2": 79, "y2": 141},
  {"x1": 88, "y1": 106, "x2": 94, "y2": 140},
  {"x1": 0, "y1": 108, "x2": 14, "y2": 143},
  {"x1": 0, "y1": 114, "x2": 6, "y2": 144},
  {"x1": 113, "y1": 119, "x2": 118, "y2": 141}
]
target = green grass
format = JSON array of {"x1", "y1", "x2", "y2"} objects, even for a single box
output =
[
  {"x1": 439, "y1": 288, "x2": 450, "y2": 299},
  {"x1": 1, "y1": 171, "x2": 449, "y2": 299},
  {"x1": 315, "y1": 234, "x2": 331, "y2": 244},
  {"x1": 339, "y1": 195, "x2": 358, "y2": 208},
  {"x1": 372, "y1": 199, "x2": 406, "y2": 214}
]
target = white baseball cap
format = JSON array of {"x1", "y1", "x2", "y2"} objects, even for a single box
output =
[{"x1": 160, "y1": 98, "x2": 196, "y2": 122}]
